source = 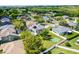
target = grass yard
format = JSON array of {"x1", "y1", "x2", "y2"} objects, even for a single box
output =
[
  {"x1": 62, "y1": 32, "x2": 79, "y2": 39},
  {"x1": 62, "y1": 36, "x2": 79, "y2": 50},
  {"x1": 51, "y1": 37, "x2": 60, "y2": 43},
  {"x1": 51, "y1": 47, "x2": 78, "y2": 54},
  {"x1": 49, "y1": 32, "x2": 63, "y2": 40},
  {"x1": 42, "y1": 40, "x2": 55, "y2": 49},
  {"x1": 42, "y1": 32, "x2": 63, "y2": 49}
]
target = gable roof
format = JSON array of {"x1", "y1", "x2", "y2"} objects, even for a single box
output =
[
  {"x1": 43, "y1": 16, "x2": 49, "y2": 20},
  {"x1": 0, "y1": 25, "x2": 15, "y2": 30},
  {"x1": 1, "y1": 17, "x2": 10, "y2": 23},
  {"x1": 52, "y1": 26, "x2": 72, "y2": 34},
  {"x1": 29, "y1": 24, "x2": 44, "y2": 31},
  {"x1": 0, "y1": 25, "x2": 16, "y2": 37},
  {"x1": 67, "y1": 21, "x2": 77, "y2": 26}
]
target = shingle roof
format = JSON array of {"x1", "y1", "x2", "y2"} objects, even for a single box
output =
[
  {"x1": 68, "y1": 21, "x2": 77, "y2": 26},
  {"x1": 1, "y1": 17, "x2": 10, "y2": 23},
  {"x1": 0, "y1": 25, "x2": 15, "y2": 30},
  {"x1": 29, "y1": 24, "x2": 44, "y2": 31},
  {"x1": 43, "y1": 16, "x2": 49, "y2": 20},
  {"x1": 0, "y1": 25, "x2": 16, "y2": 37},
  {"x1": 52, "y1": 26, "x2": 72, "y2": 34}
]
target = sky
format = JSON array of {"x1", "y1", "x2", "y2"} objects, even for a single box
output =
[{"x1": 0, "y1": 0, "x2": 79, "y2": 6}]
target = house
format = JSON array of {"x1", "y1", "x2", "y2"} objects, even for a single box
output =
[
  {"x1": 0, "y1": 25, "x2": 14, "y2": 30},
  {"x1": 26, "y1": 21, "x2": 36, "y2": 28},
  {"x1": 67, "y1": 21, "x2": 77, "y2": 27},
  {"x1": 0, "y1": 25, "x2": 19, "y2": 43},
  {"x1": 21, "y1": 15, "x2": 31, "y2": 22},
  {"x1": 0, "y1": 17, "x2": 11, "y2": 26},
  {"x1": 1, "y1": 17, "x2": 10, "y2": 23},
  {"x1": 41, "y1": 23, "x2": 50, "y2": 28},
  {"x1": 52, "y1": 26, "x2": 72, "y2": 35},
  {"x1": 48, "y1": 12, "x2": 56, "y2": 16},
  {"x1": 28, "y1": 23, "x2": 44, "y2": 35},
  {"x1": 43, "y1": 16, "x2": 49, "y2": 21},
  {"x1": 62, "y1": 15, "x2": 69, "y2": 19}
]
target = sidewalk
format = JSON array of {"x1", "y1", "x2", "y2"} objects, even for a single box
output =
[
  {"x1": 50, "y1": 31, "x2": 67, "y2": 40},
  {"x1": 57, "y1": 45, "x2": 79, "y2": 53}
]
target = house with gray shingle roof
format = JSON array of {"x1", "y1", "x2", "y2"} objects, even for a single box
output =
[
  {"x1": 28, "y1": 23, "x2": 44, "y2": 35},
  {"x1": 43, "y1": 16, "x2": 49, "y2": 21},
  {"x1": 62, "y1": 15, "x2": 69, "y2": 19},
  {"x1": 52, "y1": 26, "x2": 72, "y2": 35},
  {"x1": 1, "y1": 17, "x2": 10, "y2": 23},
  {"x1": 0, "y1": 25, "x2": 20, "y2": 44},
  {"x1": 67, "y1": 21, "x2": 77, "y2": 27}
]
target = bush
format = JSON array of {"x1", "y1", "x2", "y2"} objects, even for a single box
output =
[{"x1": 65, "y1": 42, "x2": 71, "y2": 47}]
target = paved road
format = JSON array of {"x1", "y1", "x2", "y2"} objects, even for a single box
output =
[{"x1": 57, "y1": 45, "x2": 79, "y2": 53}]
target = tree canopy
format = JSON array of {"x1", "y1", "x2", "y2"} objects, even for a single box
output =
[
  {"x1": 12, "y1": 19, "x2": 26, "y2": 30},
  {"x1": 20, "y1": 30, "x2": 44, "y2": 54}
]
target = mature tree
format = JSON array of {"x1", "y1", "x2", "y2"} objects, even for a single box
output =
[
  {"x1": 33, "y1": 15, "x2": 45, "y2": 23},
  {"x1": 40, "y1": 28, "x2": 52, "y2": 40},
  {"x1": 9, "y1": 8, "x2": 21, "y2": 19},
  {"x1": 21, "y1": 8, "x2": 28, "y2": 15},
  {"x1": 12, "y1": 19, "x2": 26, "y2": 30},
  {"x1": 20, "y1": 30, "x2": 44, "y2": 54},
  {"x1": 0, "y1": 9, "x2": 8, "y2": 16},
  {"x1": 59, "y1": 20, "x2": 69, "y2": 26}
]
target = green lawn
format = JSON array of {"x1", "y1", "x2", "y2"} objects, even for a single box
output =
[
  {"x1": 42, "y1": 40, "x2": 55, "y2": 49},
  {"x1": 51, "y1": 47, "x2": 78, "y2": 54},
  {"x1": 42, "y1": 32, "x2": 63, "y2": 49},
  {"x1": 49, "y1": 32, "x2": 63, "y2": 40},
  {"x1": 62, "y1": 32, "x2": 79, "y2": 39},
  {"x1": 51, "y1": 37, "x2": 60, "y2": 43},
  {"x1": 62, "y1": 36, "x2": 79, "y2": 50}
]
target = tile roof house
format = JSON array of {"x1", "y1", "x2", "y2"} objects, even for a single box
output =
[{"x1": 52, "y1": 26, "x2": 72, "y2": 35}]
